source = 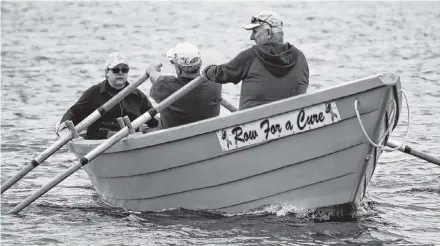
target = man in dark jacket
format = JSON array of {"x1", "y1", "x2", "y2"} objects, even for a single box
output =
[
  {"x1": 56, "y1": 52, "x2": 158, "y2": 139},
  {"x1": 150, "y1": 42, "x2": 221, "y2": 129},
  {"x1": 202, "y1": 11, "x2": 309, "y2": 110}
]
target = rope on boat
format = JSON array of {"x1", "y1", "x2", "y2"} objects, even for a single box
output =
[{"x1": 354, "y1": 89, "x2": 410, "y2": 152}]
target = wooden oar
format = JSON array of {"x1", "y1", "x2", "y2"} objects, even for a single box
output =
[
  {"x1": 220, "y1": 98, "x2": 237, "y2": 113},
  {"x1": 8, "y1": 76, "x2": 207, "y2": 214},
  {"x1": 386, "y1": 140, "x2": 440, "y2": 166},
  {"x1": 1, "y1": 74, "x2": 150, "y2": 194},
  {"x1": 219, "y1": 98, "x2": 440, "y2": 166}
]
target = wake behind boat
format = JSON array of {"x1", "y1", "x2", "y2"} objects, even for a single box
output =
[{"x1": 65, "y1": 73, "x2": 402, "y2": 212}]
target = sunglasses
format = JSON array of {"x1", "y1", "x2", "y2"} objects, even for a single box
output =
[
  {"x1": 251, "y1": 14, "x2": 273, "y2": 28},
  {"x1": 111, "y1": 67, "x2": 130, "y2": 74}
]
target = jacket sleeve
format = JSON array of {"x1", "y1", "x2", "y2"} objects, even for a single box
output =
[
  {"x1": 60, "y1": 87, "x2": 96, "y2": 125},
  {"x1": 295, "y1": 51, "x2": 309, "y2": 94},
  {"x1": 204, "y1": 48, "x2": 255, "y2": 84}
]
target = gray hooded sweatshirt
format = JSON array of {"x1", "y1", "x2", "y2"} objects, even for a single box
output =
[{"x1": 204, "y1": 42, "x2": 309, "y2": 109}]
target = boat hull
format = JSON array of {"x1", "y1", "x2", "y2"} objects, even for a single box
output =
[{"x1": 68, "y1": 73, "x2": 402, "y2": 212}]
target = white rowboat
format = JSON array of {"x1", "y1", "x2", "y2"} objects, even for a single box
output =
[{"x1": 67, "y1": 73, "x2": 402, "y2": 213}]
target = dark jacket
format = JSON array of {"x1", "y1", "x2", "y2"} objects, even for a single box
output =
[
  {"x1": 204, "y1": 42, "x2": 309, "y2": 109},
  {"x1": 150, "y1": 75, "x2": 221, "y2": 129},
  {"x1": 60, "y1": 80, "x2": 158, "y2": 139}
]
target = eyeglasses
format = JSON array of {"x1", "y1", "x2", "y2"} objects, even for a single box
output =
[
  {"x1": 111, "y1": 67, "x2": 130, "y2": 74},
  {"x1": 251, "y1": 14, "x2": 273, "y2": 28}
]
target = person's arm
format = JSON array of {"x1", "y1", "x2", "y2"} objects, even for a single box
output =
[
  {"x1": 295, "y1": 52, "x2": 309, "y2": 95},
  {"x1": 149, "y1": 71, "x2": 160, "y2": 85},
  {"x1": 146, "y1": 64, "x2": 163, "y2": 85},
  {"x1": 203, "y1": 48, "x2": 255, "y2": 84},
  {"x1": 55, "y1": 86, "x2": 97, "y2": 135},
  {"x1": 58, "y1": 87, "x2": 96, "y2": 127}
]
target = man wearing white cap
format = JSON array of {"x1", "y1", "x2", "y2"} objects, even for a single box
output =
[
  {"x1": 149, "y1": 42, "x2": 222, "y2": 129},
  {"x1": 202, "y1": 10, "x2": 309, "y2": 110},
  {"x1": 56, "y1": 52, "x2": 159, "y2": 139}
]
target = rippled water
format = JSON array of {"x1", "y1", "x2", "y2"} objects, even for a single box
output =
[{"x1": 1, "y1": 1, "x2": 439, "y2": 245}]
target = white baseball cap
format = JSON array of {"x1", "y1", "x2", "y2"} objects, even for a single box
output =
[
  {"x1": 105, "y1": 52, "x2": 129, "y2": 69},
  {"x1": 167, "y1": 43, "x2": 202, "y2": 67},
  {"x1": 242, "y1": 11, "x2": 283, "y2": 30}
]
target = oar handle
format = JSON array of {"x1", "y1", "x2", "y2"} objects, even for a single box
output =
[
  {"x1": 386, "y1": 140, "x2": 440, "y2": 166},
  {"x1": 220, "y1": 98, "x2": 237, "y2": 112},
  {"x1": 1, "y1": 74, "x2": 149, "y2": 195},
  {"x1": 8, "y1": 76, "x2": 207, "y2": 214}
]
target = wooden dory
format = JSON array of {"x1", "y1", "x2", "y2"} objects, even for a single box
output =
[{"x1": 67, "y1": 73, "x2": 402, "y2": 213}]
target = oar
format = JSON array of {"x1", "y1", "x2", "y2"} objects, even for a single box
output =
[
  {"x1": 386, "y1": 140, "x2": 440, "y2": 166},
  {"x1": 8, "y1": 76, "x2": 207, "y2": 214},
  {"x1": 219, "y1": 98, "x2": 440, "y2": 166},
  {"x1": 1, "y1": 73, "x2": 150, "y2": 194},
  {"x1": 220, "y1": 98, "x2": 237, "y2": 113}
]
